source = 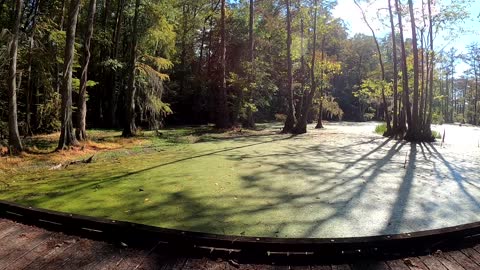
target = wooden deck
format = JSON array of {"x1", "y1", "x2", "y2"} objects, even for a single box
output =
[{"x1": 1, "y1": 218, "x2": 480, "y2": 269}]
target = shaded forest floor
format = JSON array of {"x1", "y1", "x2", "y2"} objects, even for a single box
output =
[{"x1": 1, "y1": 122, "x2": 479, "y2": 238}]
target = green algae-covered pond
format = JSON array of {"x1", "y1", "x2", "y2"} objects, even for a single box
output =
[{"x1": 2, "y1": 122, "x2": 479, "y2": 238}]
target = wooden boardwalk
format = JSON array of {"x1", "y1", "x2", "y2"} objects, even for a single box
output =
[{"x1": 1, "y1": 218, "x2": 480, "y2": 270}]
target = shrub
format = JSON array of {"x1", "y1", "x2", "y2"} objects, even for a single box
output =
[
  {"x1": 375, "y1": 123, "x2": 387, "y2": 135},
  {"x1": 274, "y1": 114, "x2": 287, "y2": 122}
]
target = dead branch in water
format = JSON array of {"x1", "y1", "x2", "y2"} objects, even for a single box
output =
[{"x1": 49, "y1": 154, "x2": 95, "y2": 170}]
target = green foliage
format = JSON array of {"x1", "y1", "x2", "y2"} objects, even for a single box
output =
[
  {"x1": 432, "y1": 112, "x2": 444, "y2": 125},
  {"x1": 72, "y1": 79, "x2": 98, "y2": 93},
  {"x1": 322, "y1": 96, "x2": 344, "y2": 120},
  {"x1": 136, "y1": 55, "x2": 174, "y2": 129},
  {"x1": 36, "y1": 92, "x2": 62, "y2": 133},
  {"x1": 355, "y1": 79, "x2": 391, "y2": 101},
  {"x1": 102, "y1": 59, "x2": 124, "y2": 71},
  {"x1": 375, "y1": 123, "x2": 387, "y2": 135}
]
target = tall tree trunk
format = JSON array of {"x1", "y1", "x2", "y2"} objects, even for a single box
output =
[
  {"x1": 107, "y1": 0, "x2": 126, "y2": 128},
  {"x1": 425, "y1": 0, "x2": 434, "y2": 137},
  {"x1": 123, "y1": 0, "x2": 140, "y2": 137},
  {"x1": 445, "y1": 70, "x2": 449, "y2": 122},
  {"x1": 388, "y1": 0, "x2": 399, "y2": 133},
  {"x1": 296, "y1": 16, "x2": 306, "y2": 121},
  {"x1": 463, "y1": 77, "x2": 468, "y2": 121},
  {"x1": 316, "y1": 37, "x2": 326, "y2": 129},
  {"x1": 102, "y1": 0, "x2": 110, "y2": 27},
  {"x1": 423, "y1": 38, "x2": 429, "y2": 128},
  {"x1": 474, "y1": 63, "x2": 478, "y2": 125},
  {"x1": 0, "y1": 0, "x2": 6, "y2": 15},
  {"x1": 180, "y1": 3, "x2": 187, "y2": 96},
  {"x1": 76, "y1": 0, "x2": 97, "y2": 141},
  {"x1": 244, "y1": 0, "x2": 255, "y2": 128},
  {"x1": 58, "y1": 0, "x2": 81, "y2": 150},
  {"x1": 8, "y1": 0, "x2": 23, "y2": 154},
  {"x1": 282, "y1": 0, "x2": 296, "y2": 133},
  {"x1": 419, "y1": 31, "x2": 425, "y2": 129},
  {"x1": 451, "y1": 63, "x2": 455, "y2": 121},
  {"x1": 395, "y1": 0, "x2": 413, "y2": 136},
  {"x1": 216, "y1": 0, "x2": 229, "y2": 128},
  {"x1": 354, "y1": 0, "x2": 391, "y2": 135},
  {"x1": 25, "y1": 0, "x2": 41, "y2": 137},
  {"x1": 293, "y1": 0, "x2": 317, "y2": 134},
  {"x1": 55, "y1": 0, "x2": 67, "y2": 93},
  {"x1": 405, "y1": 0, "x2": 420, "y2": 141}
]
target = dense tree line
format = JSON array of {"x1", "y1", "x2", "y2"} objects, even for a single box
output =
[{"x1": 0, "y1": 0, "x2": 473, "y2": 154}]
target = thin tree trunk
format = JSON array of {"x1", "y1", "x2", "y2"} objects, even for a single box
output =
[
  {"x1": 405, "y1": 0, "x2": 420, "y2": 141},
  {"x1": 58, "y1": 0, "x2": 80, "y2": 150},
  {"x1": 451, "y1": 63, "x2": 455, "y2": 121},
  {"x1": 354, "y1": 0, "x2": 391, "y2": 135},
  {"x1": 102, "y1": 0, "x2": 110, "y2": 28},
  {"x1": 293, "y1": 0, "x2": 317, "y2": 134},
  {"x1": 54, "y1": 0, "x2": 67, "y2": 94},
  {"x1": 216, "y1": 0, "x2": 229, "y2": 128},
  {"x1": 475, "y1": 63, "x2": 478, "y2": 125},
  {"x1": 198, "y1": 25, "x2": 206, "y2": 75},
  {"x1": 316, "y1": 38, "x2": 326, "y2": 129},
  {"x1": 76, "y1": 0, "x2": 97, "y2": 141},
  {"x1": 463, "y1": 77, "x2": 468, "y2": 121},
  {"x1": 8, "y1": 0, "x2": 23, "y2": 154},
  {"x1": 123, "y1": 0, "x2": 141, "y2": 137},
  {"x1": 0, "y1": 0, "x2": 6, "y2": 15},
  {"x1": 395, "y1": 0, "x2": 413, "y2": 136},
  {"x1": 244, "y1": 0, "x2": 255, "y2": 128},
  {"x1": 296, "y1": 15, "x2": 306, "y2": 121},
  {"x1": 445, "y1": 69, "x2": 450, "y2": 122},
  {"x1": 425, "y1": 0, "x2": 434, "y2": 136},
  {"x1": 388, "y1": 0, "x2": 399, "y2": 133},
  {"x1": 419, "y1": 31, "x2": 425, "y2": 129},
  {"x1": 180, "y1": 3, "x2": 187, "y2": 96},
  {"x1": 282, "y1": 0, "x2": 296, "y2": 133},
  {"x1": 423, "y1": 37, "x2": 429, "y2": 128},
  {"x1": 106, "y1": 0, "x2": 125, "y2": 128},
  {"x1": 25, "y1": 0, "x2": 40, "y2": 137}
]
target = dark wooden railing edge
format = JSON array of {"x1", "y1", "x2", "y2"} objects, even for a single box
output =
[{"x1": 1, "y1": 200, "x2": 479, "y2": 261}]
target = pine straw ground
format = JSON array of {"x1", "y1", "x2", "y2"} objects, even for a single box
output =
[{"x1": 0, "y1": 130, "x2": 148, "y2": 176}]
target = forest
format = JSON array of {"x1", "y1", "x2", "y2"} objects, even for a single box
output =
[{"x1": 0, "y1": 0, "x2": 477, "y2": 154}]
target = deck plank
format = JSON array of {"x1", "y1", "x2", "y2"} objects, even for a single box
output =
[
  {"x1": 113, "y1": 246, "x2": 157, "y2": 270},
  {"x1": 22, "y1": 236, "x2": 80, "y2": 270},
  {"x1": 434, "y1": 253, "x2": 465, "y2": 270},
  {"x1": 133, "y1": 247, "x2": 181, "y2": 270},
  {"x1": 444, "y1": 251, "x2": 479, "y2": 270},
  {"x1": 419, "y1": 255, "x2": 448, "y2": 270},
  {"x1": 2, "y1": 218, "x2": 480, "y2": 269},
  {"x1": 350, "y1": 261, "x2": 390, "y2": 270},
  {"x1": 401, "y1": 257, "x2": 429, "y2": 270},
  {"x1": 0, "y1": 227, "x2": 32, "y2": 257},
  {"x1": 331, "y1": 264, "x2": 352, "y2": 270},
  {"x1": 3, "y1": 234, "x2": 68, "y2": 270},
  {"x1": 385, "y1": 259, "x2": 410, "y2": 270},
  {"x1": 56, "y1": 239, "x2": 112, "y2": 270},
  {"x1": 0, "y1": 230, "x2": 51, "y2": 269},
  {"x1": 182, "y1": 257, "x2": 237, "y2": 270},
  {"x1": 0, "y1": 225, "x2": 20, "y2": 242},
  {"x1": 473, "y1": 245, "x2": 480, "y2": 253},
  {"x1": 309, "y1": 265, "x2": 333, "y2": 270},
  {"x1": 460, "y1": 248, "x2": 480, "y2": 265},
  {"x1": 78, "y1": 243, "x2": 123, "y2": 270}
]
